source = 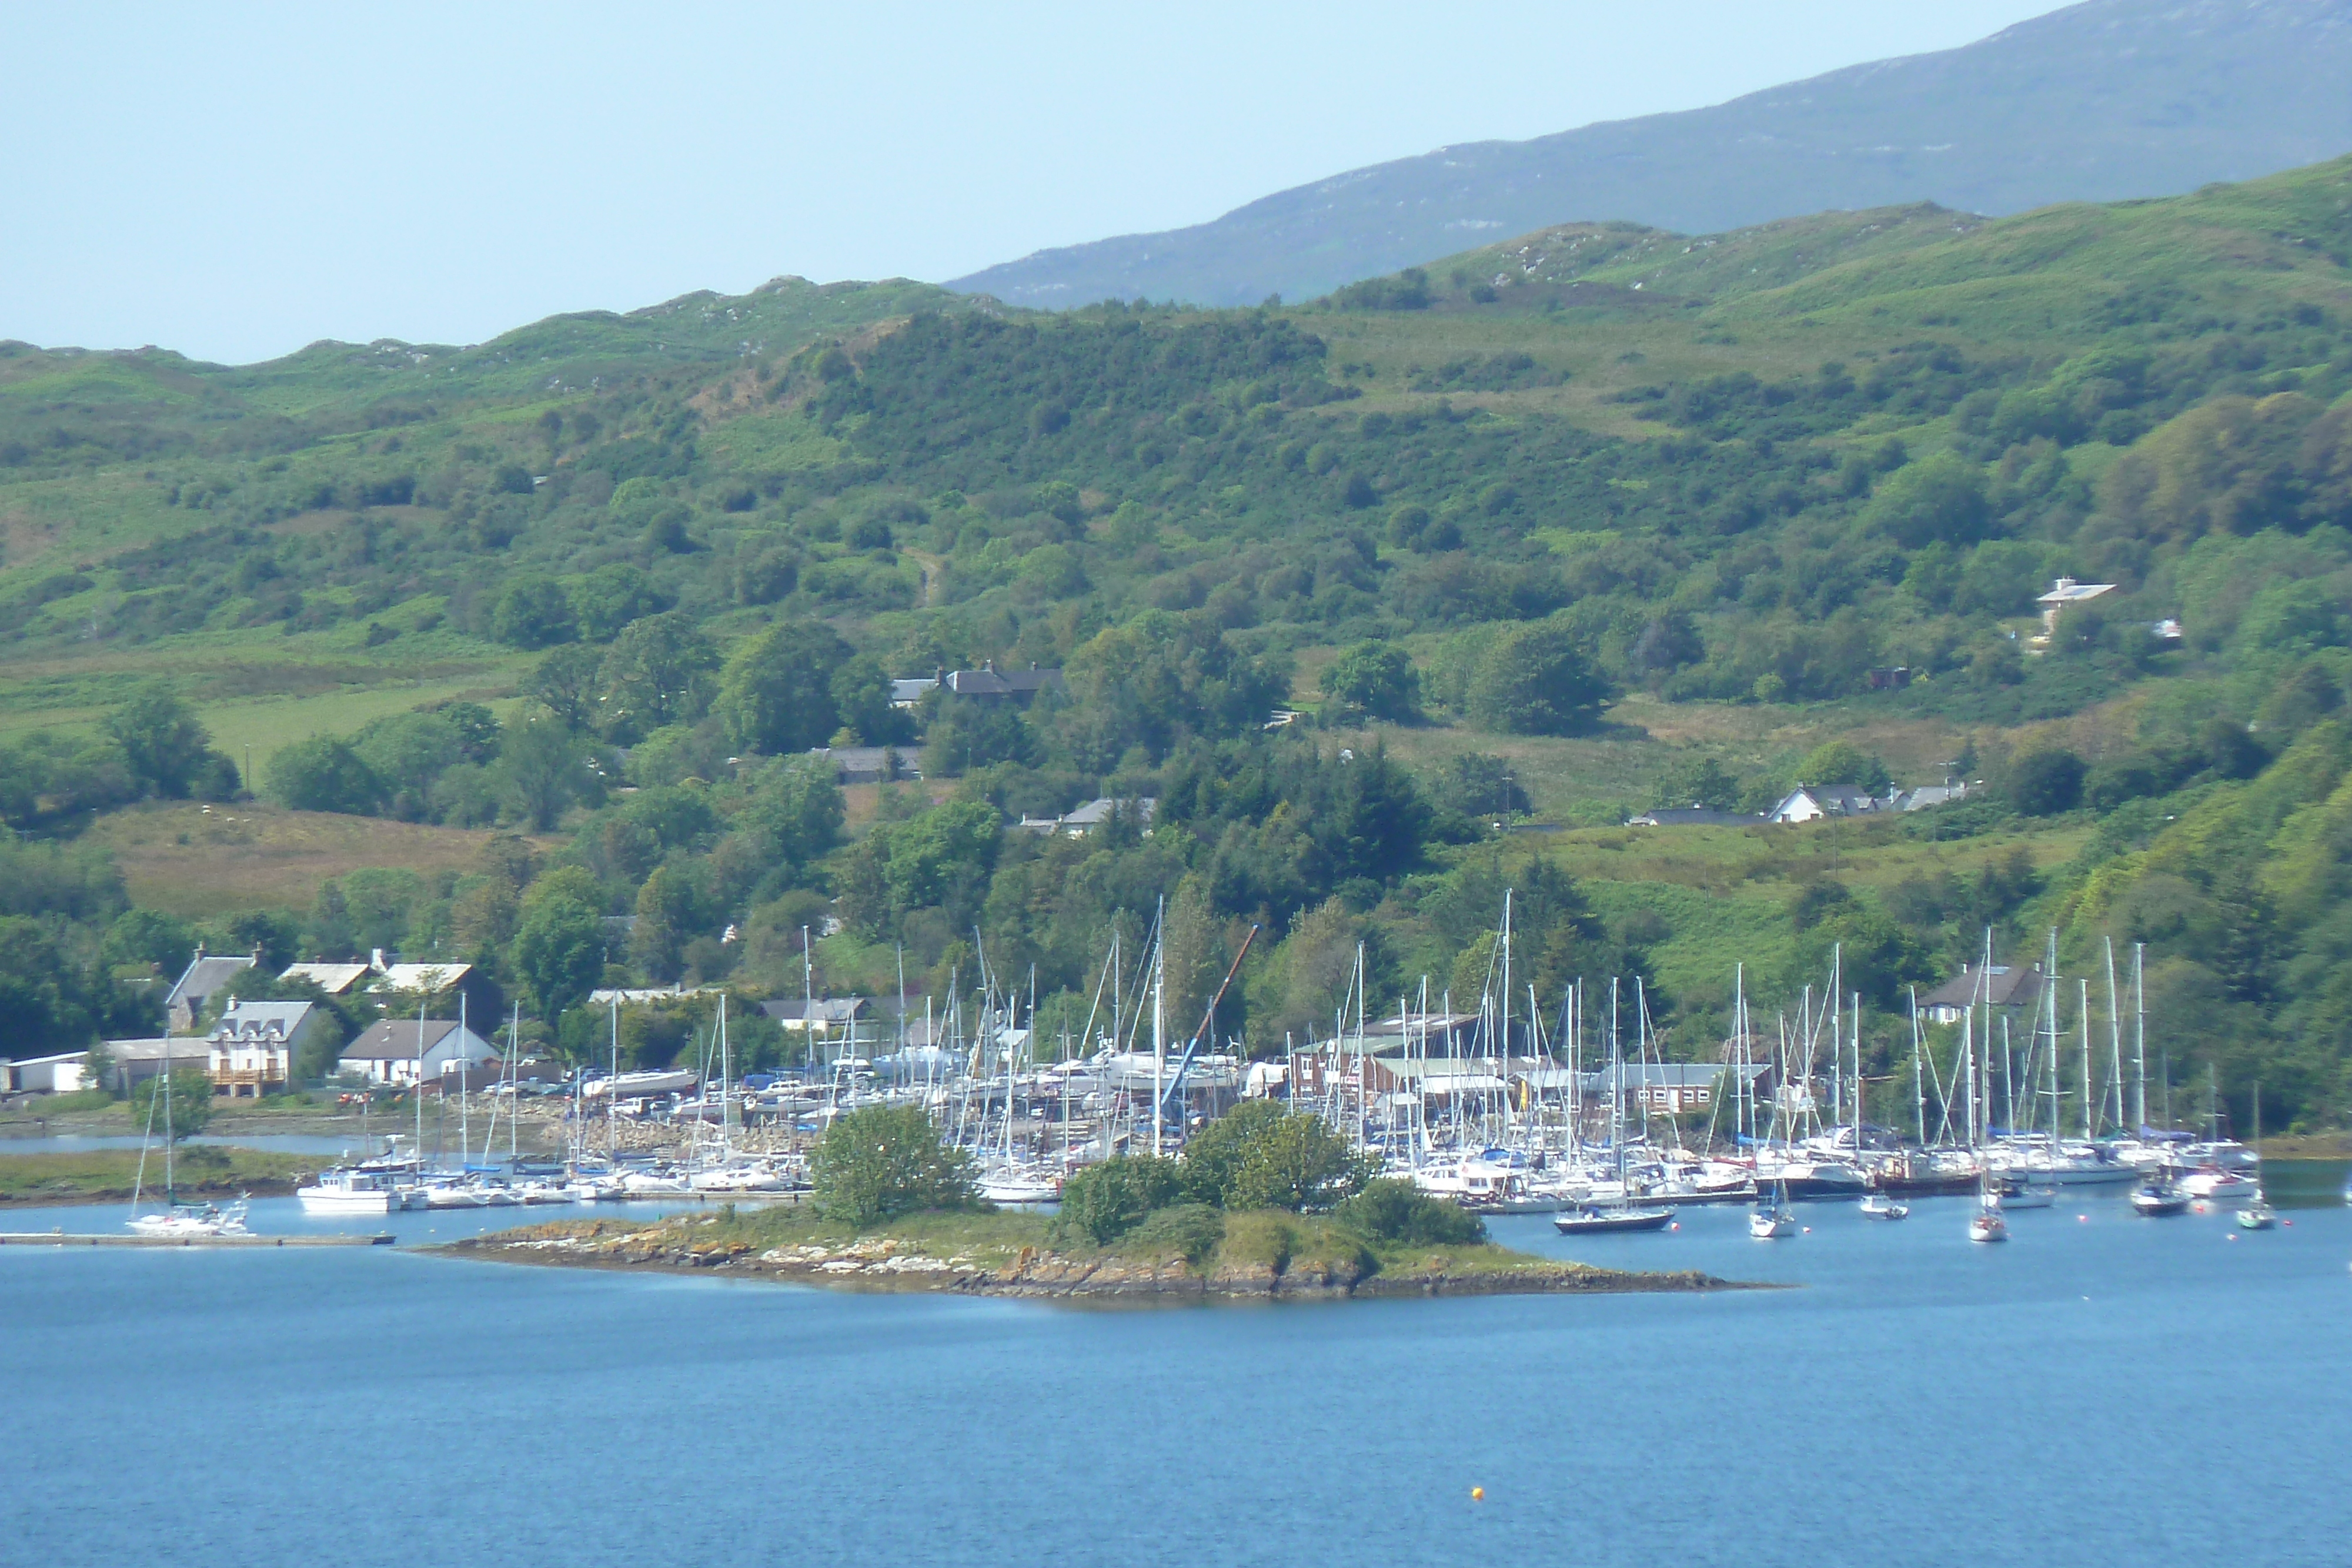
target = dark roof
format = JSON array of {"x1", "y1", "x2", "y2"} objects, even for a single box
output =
[
  {"x1": 944, "y1": 663, "x2": 1065, "y2": 698},
  {"x1": 1919, "y1": 965, "x2": 2044, "y2": 1009},
  {"x1": 339, "y1": 1019, "x2": 465, "y2": 1060},
  {"x1": 166, "y1": 952, "x2": 255, "y2": 1008},
  {"x1": 1631, "y1": 807, "x2": 1757, "y2": 826}
]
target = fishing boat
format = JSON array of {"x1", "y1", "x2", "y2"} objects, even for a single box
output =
[
  {"x1": 1858, "y1": 1192, "x2": 1908, "y2": 1221},
  {"x1": 2129, "y1": 1178, "x2": 2190, "y2": 1217},
  {"x1": 1749, "y1": 1181, "x2": 1798, "y2": 1239},
  {"x1": 296, "y1": 1165, "x2": 414, "y2": 1213},
  {"x1": 1554, "y1": 1203, "x2": 1675, "y2": 1235}
]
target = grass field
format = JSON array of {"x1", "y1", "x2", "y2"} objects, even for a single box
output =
[{"x1": 86, "y1": 802, "x2": 559, "y2": 913}]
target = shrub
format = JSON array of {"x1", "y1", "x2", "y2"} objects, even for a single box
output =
[
  {"x1": 1122, "y1": 1203, "x2": 1226, "y2": 1266},
  {"x1": 2006, "y1": 748, "x2": 2086, "y2": 815},
  {"x1": 810, "y1": 1103, "x2": 974, "y2": 1227},
  {"x1": 1334, "y1": 1178, "x2": 1485, "y2": 1246},
  {"x1": 1054, "y1": 1154, "x2": 1184, "y2": 1245},
  {"x1": 1468, "y1": 620, "x2": 1608, "y2": 735},
  {"x1": 1180, "y1": 1102, "x2": 1369, "y2": 1212},
  {"x1": 265, "y1": 737, "x2": 387, "y2": 815}
]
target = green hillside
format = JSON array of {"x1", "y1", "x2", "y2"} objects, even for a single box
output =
[{"x1": 5, "y1": 156, "x2": 2351, "y2": 1133}]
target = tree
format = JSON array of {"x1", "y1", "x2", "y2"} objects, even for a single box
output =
[
  {"x1": 711, "y1": 620, "x2": 853, "y2": 754},
  {"x1": 510, "y1": 870, "x2": 604, "y2": 1017},
  {"x1": 131, "y1": 1068, "x2": 213, "y2": 1141},
  {"x1": 810, "y1": 1102, "x2": 975, "y2": 1226},
  {"x1": 599, "y1": 613, "x2": 716, "y2": 741},
  {"x1": 630, "y1": 865, "x2": 697, "y2": 982},
  {"x1": 571, "y1": 563, "x2": 664, "y2": 642},
  {"x1": 1866, "y1": 451, "x2": 1991, "y2": 548},
  {"x1": 731, "y1": 756, "x2": 846, "y2": 873},
  {"x1": 524, "y1": 645, "x2": 606, "y2": 734},
  {"x1": 1658, "y1": 756, "x2": 1743, "y2": 812},
  {"x1": 496, "y1": 715, "x2": 594, "y2": 831},
  {"x1": 1796, "y1": 740, "x2": 1891, "y2": 793},
  {"x1": 351, "y1": 711, "x2": 464, "y2": 819},
  {"x1": 1176, "y1": 1100, "x2": 1285, "y2": 1207},
  {"x1": 101, "y1": 908, "x2": 195, "y2": 977},
  {"x1": 1227, "y1": 1112, "x2": 1369, "y2": 1211},
  {"x1": 1322, "y1": 641, "x2": 1419, "y2": 724},
  {"x1": 1053, "y1": 1155, "x2": 1184, "y2": 1244},
  {"x1": 490, "y1": 577, "x2": 577, "y2": 649},
  {"x1": 104, "y1": 683, "x2": 216, "y2": 800},
  {"x1": 266, "y1": 737, "x2": 387, "y2": 815},
  {"x1": 828, "y1": 655, "x2": 903, "y2": 745},
  {"x1": 1469, "y1": 620, "x2": 1608, "y2": 735},
  {"x1": 0, "y1": 915, "x2": 102, "y2": 1059},
  {"x1": 2007, "y1": 748, "x2": 2086, "y2": 815}
]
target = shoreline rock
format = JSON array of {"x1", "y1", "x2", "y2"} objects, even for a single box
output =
[{"x1": 439, "y1": 1221, "x2": 1758, "y2": 1302}]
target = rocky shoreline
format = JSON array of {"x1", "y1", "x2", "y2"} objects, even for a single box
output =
[{"x1": 440, "y1": 1219, "x2": 1750, "y2": 1302}]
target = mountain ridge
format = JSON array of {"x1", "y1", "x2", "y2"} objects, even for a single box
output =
[{"x1": 950, "y1": 0, "x2": 2352, "y2": 310}]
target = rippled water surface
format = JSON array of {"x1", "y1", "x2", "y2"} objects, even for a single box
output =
[{"x1": 4, "y1": 1179, "x2": 2347, "y2": 1567}]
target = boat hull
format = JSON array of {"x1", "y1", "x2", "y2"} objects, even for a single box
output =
[{"x1": 1552, "y1": 1206, "x2": 1675, "y2": 1235}]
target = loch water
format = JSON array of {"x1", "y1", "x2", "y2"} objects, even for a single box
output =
[{"x1": 4, "y1": 1177, "x2": 2347, "y2": 1567}]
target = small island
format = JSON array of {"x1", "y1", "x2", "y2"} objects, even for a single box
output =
[{"x1": 443, "y1": 1104, "x2": 1749, "y2": 1303}]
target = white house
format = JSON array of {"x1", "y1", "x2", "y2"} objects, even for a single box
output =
[
  {"x1": 1768, "y1": 785, "x2": 1886, "y2": 824},
  {"x1": 336, "y1": 1019, "x2": 501, "y2": 1086},
  {"x1": 207, "y1": 1000, "x2": 337, "y2": 1098},
  {"x1": 2033, "y1": 576, "x2": 2117, "y2": 645}
]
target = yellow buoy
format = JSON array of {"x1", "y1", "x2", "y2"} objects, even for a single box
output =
[{"x1": 1471, "y1": 1487, "x2": 1485, "y2": 1502}]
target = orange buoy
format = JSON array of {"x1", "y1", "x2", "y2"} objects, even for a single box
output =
[{"x1": 1471, "y1": 1487, "x2": 1485, "y2": 1502}]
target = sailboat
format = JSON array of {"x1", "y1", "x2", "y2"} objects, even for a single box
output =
[
  {"x1": 126, "y1": 1054, "x2": 249, "y2": 1238},
  {"x1": 1967, "y1": 1165, "x2": 2007, "y2": 1243},
  {"x1": 2129, "y1": 1175, "x2": 2190, "y2": 1216},
  {"x1": 1749, "y1": 1178, "x2": 1798, "y2": 1239},
  {"x1": 2236, "y1": 1086, "x2": 2277, "y2": 1231},
  {"x1": 1555, "y1": 978, "x2": 1675, "y2": 1236}
]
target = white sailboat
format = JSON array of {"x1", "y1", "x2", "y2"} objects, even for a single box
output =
[{"x1": 126, "y1": 1049, "x2": 249, "y2": 1238}]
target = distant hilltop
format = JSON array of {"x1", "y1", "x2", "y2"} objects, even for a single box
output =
[{"x1": 949, "y1": 0, "x2": 2352, "y2": 310}]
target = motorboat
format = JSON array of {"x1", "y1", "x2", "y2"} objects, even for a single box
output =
[
  {"x1": 127, "y1": 1199, "x2": 249, "y2": 1238},
  {"x1": 2235, "y1": 1195, "x2": 2277, "y2": 1231},
  {"x1": 1858, "y1": 1193, "x2": 1909, "y2": 1221},
  {"x1": 1553, "y1": 1204, "x2": 1675, "y2": 1235},
  {"x1": 297, "y1": 1166, "x2": 415, "y2": 1214},
  {"x1": 1968, "y1": 1207, "x2": 2009, "y2": 1243},
  {"x1": 2177, "y1": 1167, "x2": 2258, "y2": 1203},
  {"x1": 1992, "y1": 1178, "x2": 2056, "y2": 1211},
  {"x1": 1752, "y1": 1159, "x2": 1869, "y2": 1201},
  {"x1": 2130, "y1": 1179, "x2": 2190, "y2": 1217}
]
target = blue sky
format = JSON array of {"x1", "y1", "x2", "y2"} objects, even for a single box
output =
[{"x1": 2, "y1": 2, "x2": 2059, "y2": 363}]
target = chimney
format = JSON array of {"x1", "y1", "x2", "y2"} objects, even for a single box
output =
[{"x1": 371, "y1": 948, "x2": 387, "y2": 971}]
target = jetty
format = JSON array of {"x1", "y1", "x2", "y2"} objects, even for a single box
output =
[{"x1": 0, "y1": 1230, "x2": 394, "y2": 1248}]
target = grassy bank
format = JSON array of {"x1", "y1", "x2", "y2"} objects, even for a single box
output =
[
  {"x1": 446, "y1": 1205, "x2": 1745, "y2": 1302},
  {"x1": 0, "y1": 1146, "x2": 321, "y2": 1207}
]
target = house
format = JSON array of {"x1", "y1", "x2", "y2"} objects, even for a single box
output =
[
  {"x1": 335, "y1": 1019, "x2": 502, "y2": 1086},
  {"x1": 373, "y1": 962, "x2": 474, "y2": 997},
  {"x1": 101, "y1": 1037, "x2": 214, "y2": 1092},
  {"x1": 1580, "y1": 1062, "x2": 1769, "y2": 1115},
  {"x1": 1768, "y1": 786, "x2": 1886, "y2": 824},
  {"x1": 206, "y1": 1000, "x2": 336, "y2": 1098},
  {"x1": 1628, "y1": 807, "x2": 1759, "y2": 827},
  {"x1": 5, "y1": 1052, "x2": 92, "y2": 1094},
  {"x1": 1918, "y1": 962, "x2": 2045, "y2": 1025},
  {"x1": 758, "y1": 998, "x2": 871, "y2": 1042},
  {"x1": 165, "y1": 949, "x2": 256, "y2": 1031},
  {"x1": 2033, "y1": 576, "x2": 2117, "y2": 645},
  {"x1": 1892, "y1": 782, "x2": 1970, "y2": 812},
  {"x1": 941, "y1": 661, "x2": 1066, "y2": 704},
  {"x1": 805, "y1": 745, "x2": 908, "y2": 785},
  {"x1": 1014, "y1": 797, "x2": 1157, "y2": 835},
  {"x1": 888, "y1": 677, "x2": 939, "y2": 709}
]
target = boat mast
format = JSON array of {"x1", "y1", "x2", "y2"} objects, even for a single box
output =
[{"x1": 1151, "y1": 897, "x2": 1165, "y2": 1158}]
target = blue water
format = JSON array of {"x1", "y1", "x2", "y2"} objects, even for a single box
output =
[{"x1": 4, "y1": 1189, "x2": 2348, "y2": 1567}]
